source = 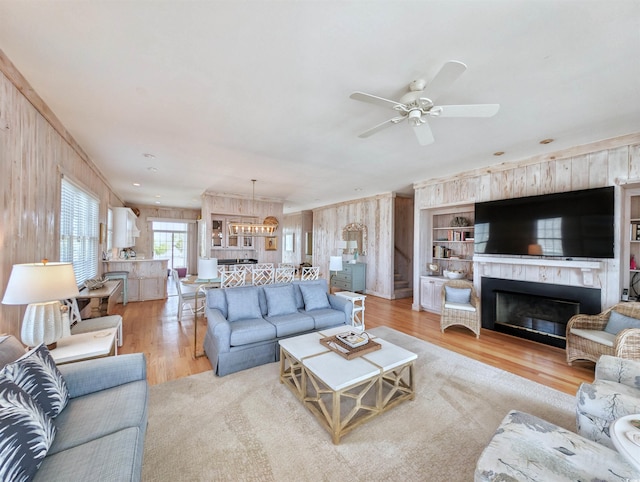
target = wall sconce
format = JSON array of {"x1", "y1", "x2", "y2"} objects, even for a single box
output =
[{"x1": 2, "y1": 261, "x2": 80, "y2": 348}]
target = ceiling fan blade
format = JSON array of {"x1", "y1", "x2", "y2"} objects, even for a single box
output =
[
  {"x1": 424, "y1": 60, "x2": 467, "y2": 101},
  {"x1": 412, "y1": 121, "x2": 435, "y2": 146},
  {"x1": 358, "y1": 116, "x2": 406, "y2": 138},
  {"x1": 437, "y1": 104, "x2": 500, "y2": 117},
  {"x1": 350, "y1": 91, "x2": 404, "y2": 110}
]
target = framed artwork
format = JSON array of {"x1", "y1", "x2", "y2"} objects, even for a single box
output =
[
  {"x1": 285, "y1": 233, "x2": 294, "y2": 252},
  {"x1": 265, "y1": 237, "x2": 277, "y2": 251}
]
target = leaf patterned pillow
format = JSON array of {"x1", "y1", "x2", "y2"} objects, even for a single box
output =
[
  {"x1": 0, "y1": 344, "x2": 69, "y2": 418},
  {"x1": 0, "y1": 379, "x2": 56, "y2": 481}
]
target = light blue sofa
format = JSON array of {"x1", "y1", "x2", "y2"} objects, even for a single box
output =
[
  {"x1": 204, "y1": 279, "x2": 353, "y2": 376},
  {"x1": 0, "y1": 335, "x2": 148, "y2": 481}
]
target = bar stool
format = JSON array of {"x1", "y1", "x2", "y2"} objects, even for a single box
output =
[{"x1": 104, "y1": 271, "x2": 129, "y2": 305}]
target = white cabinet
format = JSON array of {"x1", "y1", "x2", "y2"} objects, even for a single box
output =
[
  {"x1": 112, "y1": 207, "x2": 140, "y2": 248},
  {"x1": 420, "y1": 276, "x2": 445, "y2": 314},
  {"x1": 211, "y1": 215, "x2": 256, "y2": 251}
]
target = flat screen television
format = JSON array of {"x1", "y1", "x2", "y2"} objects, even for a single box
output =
[{"x1": 474, "y1": 186, "x2": 614, "y2": 258}]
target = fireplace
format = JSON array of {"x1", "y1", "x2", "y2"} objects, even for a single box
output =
[{"x1": 481, "y1": 277, "x2": 601, "y2": 348}]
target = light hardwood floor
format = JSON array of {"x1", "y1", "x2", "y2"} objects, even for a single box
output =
[{"x1": 116, "y1": 284, "x2": 596, "y2": 394}]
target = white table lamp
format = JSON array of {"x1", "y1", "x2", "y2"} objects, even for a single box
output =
[
  {"x1": 198, "y1": 257, "x2": 219, "y2": 280},
  {"x1": 2, "y1": 261, "x2": 80, "y2": 348},
  {"x1": 329, "y1": 256, "x2": 343, "y2": 290}
]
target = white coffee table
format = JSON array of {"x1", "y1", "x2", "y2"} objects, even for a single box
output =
[
  {"x1": 279, "y1": 327, "x2": 417, "y2": 444},
  {"x1": 611, "y1": 414, "x2": 640, "y2": 472},
  {"x1": 49, "y1": 328, "x2": 118, "y2": 365}
]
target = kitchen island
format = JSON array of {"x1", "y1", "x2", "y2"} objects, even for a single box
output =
[{"x1": 103, "y1": 258, "x2": 168, "y2": 302}]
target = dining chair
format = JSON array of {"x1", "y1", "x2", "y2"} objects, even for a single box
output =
[
  {"x1": 252, "y1": 266, "x2": 275, "y2": 285},
  {"x1": 275, "y1": 267, "x2": 295, "y2": 283},
  {"x1": 171, "y1": 269, "x2": 201, "y2": 322},
  {"x1": 301, "y1": 266, "x2": 320, "y2": 281},
  {"x1": 221, "y1": 270, "x2": 246, "y2": 288}
]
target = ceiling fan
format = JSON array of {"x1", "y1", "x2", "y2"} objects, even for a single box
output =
[{"x1": 350, "y1": 60, "x2": 499, "y2": 146}]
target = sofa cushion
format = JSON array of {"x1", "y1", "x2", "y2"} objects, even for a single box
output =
[
  {"x1": 264, "y1": 284, "x2": 298, "y2": 317},
  {"x1": 0, "y1": 378, "x2": 56, "y2": 481},
  {"x1": 48, "y1": 379, "x2": 148, "y2": 455},
  {"x1": 229, "y1": 318, "x2": 277, "y2": 347},
  {"x1": 1, "y1": 344, "x2": 69, "y2": 418},
  {"x1": 226, "y1": 287, "x2": 262, "y2": 322},
  {"x1": 299, "y1": 283, "x2": 330, "y2": 311},
  {"x1": 265, "y1": 312, "x2": 315, "y2": 337},
  {"x1": 604, "y1": 310, "x2": 640, "y2": 335},
  {"x1": 444, "y1": 286, "x2": 471, "y2": 304},
  {"x1": 35, "y1": 427, "x2": 143, "y2": 482},
  {"x1": 306, "y1": 308, "x2": 347, "y2": 330},
  {"x1": 0, "y1": 335, "x2": 27, "y2": 370},
  {"x1": 570, "y1": 328, "x2": 616, "y2": 347}
]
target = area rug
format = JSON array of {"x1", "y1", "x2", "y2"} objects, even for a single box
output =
[{"x1": 142, "y1": 326, "x2": 575, "y2": 481}]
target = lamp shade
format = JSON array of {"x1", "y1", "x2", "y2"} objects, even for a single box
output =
[
  {"x1": 329, "y1": 256, "x2": 343, "y2": 272},
  {"x1": 198, "y1": 257, "x2": 219, "y2": 280},
  {"x1": 2, "y1": 262, "x2": 79, "y2": 305},
  {"x1": 346, "y1": 240, "x2": 357, "y2": 250}
]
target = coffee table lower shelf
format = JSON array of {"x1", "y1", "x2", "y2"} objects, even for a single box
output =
[{"x1": 279, "y1": 331, "x2": 416, "y2": 444}]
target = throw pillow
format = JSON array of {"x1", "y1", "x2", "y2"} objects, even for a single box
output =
[
  {"x1": 1, "y1": 344, "x2": 69, "y2": 418},
  {"x1": 445, "y1": 286, "x2": 472, "y2": 304},
  {"x1": 604, "y1": 310, "x2": 640, "y2": 335},
  {"x1": 299, "y1": 283, "x2": 330, "y2": 311},
  {"x1": 264, "y1": 284, "x2": 298, "y2": 317},
  {"x1": 226, "y1": 287, "x2": 262, "y2": 322},
  {"x1": 0, "y1": 378, "x2": 56, "y2": 481}
]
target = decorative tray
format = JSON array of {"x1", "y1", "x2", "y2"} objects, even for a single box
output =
[{"x1": 319, "y1": 333, "x2": 381, "y2": 360}]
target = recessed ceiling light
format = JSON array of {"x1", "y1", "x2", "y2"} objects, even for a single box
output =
[
  {"x1": 147, "y1": 167, "x2": 158, "y2": 173},
  {"x1": 132, "y1": 182, "x2": 141, "y2": 187},
  {"x1": 155, "y1": 201, "x2": 161, "y2": 204},
  {"x1": 155, "y1": 195, "x2": 161, "y2": 198},
  {"x1": 493, "y1": 151, "x2": 505, "y2": 156},
  {"x1": 143, "y1": 153, "x2": 155, "y2": 159},
  {"x1": 354, "y1": 188, "x2": 363, "y2": 192},
  {"x1": 539, "y1": 138, "x2": 554, "y2": 144}
]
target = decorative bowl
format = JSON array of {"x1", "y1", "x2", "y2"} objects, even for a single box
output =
[
  {"x1": 443, "y1": 270, "x2": 465, "y2": 280},
  {"x1": 84, "y1": 278, "x2": 106, "y2": 290}
]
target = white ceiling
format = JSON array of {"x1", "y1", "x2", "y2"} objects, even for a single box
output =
[{"x1": 1, "y1": 1, "x2": 639, "y2": 212}]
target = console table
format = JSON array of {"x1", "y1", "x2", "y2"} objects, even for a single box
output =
[
  {"x1": 76, "y1": 280, "x2": 122, "y2": 318},
  {"x1": 335, "y1": 291, "x2": 366, "y2": 330}
]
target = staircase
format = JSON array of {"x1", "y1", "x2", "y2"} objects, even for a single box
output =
[{"x1": 394, "y1": 271, "x2": 413, "y2": 299}]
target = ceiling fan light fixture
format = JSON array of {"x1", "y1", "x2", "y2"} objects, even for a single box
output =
[{"x1": 408, "y1": 109, "x2": 422, "y2": 126}]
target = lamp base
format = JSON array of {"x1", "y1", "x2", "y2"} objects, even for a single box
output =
[{"x1": 21, "y1": 301, "x2": 64, "y2": 348}]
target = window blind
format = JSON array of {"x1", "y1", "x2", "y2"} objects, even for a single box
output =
[{"x1": 60, "y1": 177, "x2": 99, "y2": 285}]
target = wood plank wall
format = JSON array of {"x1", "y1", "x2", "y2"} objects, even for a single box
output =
[
  {"x1": 413, "y1": 134, "x2": 640, "y2": 310},
  {"x1": 313, "y1": 193, "x2": 395, "y2": 298},
  {"x1": 0, "y1": 51, "x2": 123, "y2": 338}
]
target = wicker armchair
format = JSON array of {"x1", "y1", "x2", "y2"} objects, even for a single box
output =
[
  {"x1": 440, "y1": 279, "x2": 480, "y2": 338},
  {"x1": 566, "y1": 302, "x2": 640, "y2": 365}
]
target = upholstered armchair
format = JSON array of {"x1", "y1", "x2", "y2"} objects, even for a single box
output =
[
  {"x1": 576, "y1": 355, "x2": 640, "y2": 449},
  {"x1": 566, "y1": 302, "x2": 640, "y2": 365},
  {"x1": 440, "y1": 279, "x2": 480, "y2": 338}
]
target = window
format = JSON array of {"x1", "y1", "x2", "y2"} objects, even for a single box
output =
[
  {"x1": 152, "y1": 221, "x2": 189, "y2": 269},
  {"x1": 60, "y1": 177, "x2": 99, "y2": 285}
]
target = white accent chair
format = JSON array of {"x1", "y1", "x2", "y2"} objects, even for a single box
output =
[
  {"x1": 301, "y1": 266, "x2": 320, "y2": 281},
  {"x1": 62, "y1": 298, "x2": 123, "y2": 351}
]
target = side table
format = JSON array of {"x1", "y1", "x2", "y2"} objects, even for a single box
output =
[
  {"x1": 335, "y1": 291, "x2": 366, "y2": 330},
  {"x1": 49, "y1": 328, "x2": 118, "y2": 365},
  {"x1": 610, "y1": 414, "x2": 640, "y2": 472}
]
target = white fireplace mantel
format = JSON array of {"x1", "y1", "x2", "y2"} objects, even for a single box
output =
[{"x1": 473, "y1": 256, "x2": 602, "y2": 286}]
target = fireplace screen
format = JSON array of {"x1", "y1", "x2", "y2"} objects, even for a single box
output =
[{"x1": 495, "y1": 291, "x2": 579, "y2": 339}]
